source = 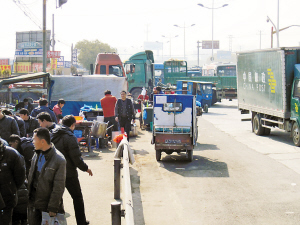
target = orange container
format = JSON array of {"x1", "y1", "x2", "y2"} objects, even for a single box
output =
[{"x1": 74, "y1": 116, "x2": 83, "y2": 123}]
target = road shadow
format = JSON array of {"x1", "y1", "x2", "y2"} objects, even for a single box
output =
[
  {"x1": 211, "y1": 103, "x2": 237, "y2": 109},
  {"x1": 133, "y1": 149, "x2": 149, "y2": 156},
  {"x1": 203, "y1": 112, "x2": 227, "y2": 116},
  {"x1": 160, "y1": 155, "x2": 229, "y2": 177},
  {"x1": 194, "y1": 143, "x2": 220, "y2": 151},
  {"x1": 265, "y1": 130, "x2": 295, "y2": 147},
  {"x1": 130, "y1": 167, "x2": 146, "y2": 225}
]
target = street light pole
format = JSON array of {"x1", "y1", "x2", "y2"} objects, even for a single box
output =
[
  {"x1": 174, "y1": 23, "x2": 195, "y2": 60},
  {"x1": 162, "y1": 35, "x2": 178, "y2": 59},
  {"x1": 43, "y1": 0, "x2": 46, "y2": 72},
  {"x1": 198, "y1": 2, "x2": 228, "y2": 62}
]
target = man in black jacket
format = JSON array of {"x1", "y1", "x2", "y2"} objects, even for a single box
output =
[
  {"x1": 0, "y1": 139, "x2": 26, "y2": 224},
  {"x1": 19, "y1": 108, "x2": 40, "y2": 137},
  {"x1": 37, "y1": 112, "x2": 60, "y2": 132},
  {"x1": 115, "y1": 90, "x2": 135, "y2": 141},
  {"x1": 2, "y1": 109, "x2": 26, "y2": 137},
  {"x1": 0, "y1": 108, "x2": 20, "y2": 142},
  {"x1": 51, "y1": 115, "x2": 92, "y2": 225},
  {"x1": 15, "y1": 98, "x2": 34, "y2": 114},
  {"x1": 27, "y1": 128, "x2": 66, "y2": 225}
]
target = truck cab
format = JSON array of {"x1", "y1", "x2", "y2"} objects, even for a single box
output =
[
  {"x1": 94, "y1": 53, "x2": 125, "y2": 77},
  {"x1": 124, "y1": 50, "x2": 155, "y2": 99}
]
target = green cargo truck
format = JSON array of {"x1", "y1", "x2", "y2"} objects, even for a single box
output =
[
  {"x1": 163, "y1": 60, "x2": 237, "y2": 104},
  {"x1": 237, "y1": 47, "x2": 300, "y2": 146},
  {"x1": 124, "y1": 50, "x2": 155, "y2": 99}
]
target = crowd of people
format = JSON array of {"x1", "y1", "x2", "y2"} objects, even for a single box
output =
[
  {"x1": 0, "y1": 86, "x2": 170, "y2": 224},
  {"x1": 0, "y1": 97, "x2": 92, "y2": 225}
]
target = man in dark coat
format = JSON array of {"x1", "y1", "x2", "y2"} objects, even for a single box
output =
[
  {"x1": 0, "y1": 108, "x2": 20, "y2": 142},
  {"x1": 15, "y1": 98, "x2": 34, "y2": 114},
  {"x1": 37, "y1": 112, "x2": 60, "y2": 133},
  {"x1": 31, "y1": 98, "x2": 58, "y2": 124},
  {"x1": 8, "y1": 134, "x2": 34, "y2": 178},
  {"x1": 2, "y1": 109, "x2": 26, "y2": 137},
  {"x1": 51, "y1": 115, "x2": 92, "y2": 225},
  {"x1": 0, "y1": 139, "x2": 26, "y2": 224},
  {"x1": 19, "y1": 108, "x2": 40, "y2": 137},
  {"x1": 115, "y1": 90, "x2": 135, "y2": 141},
  {"x1": 27, "y1": 128, "x2": 66, "y2": 225}
]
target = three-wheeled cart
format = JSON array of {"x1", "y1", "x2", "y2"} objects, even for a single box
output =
[
  {"x1": 177, "y1": 80, "x2": 213, "y2": 113},
  {"x1": 152, "y1": 94, "x2": 199, "y2": 161}
]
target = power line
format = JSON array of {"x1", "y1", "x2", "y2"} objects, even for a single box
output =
[{"x1": 13, "y1": 0, "x2": 42, "y2": 29}]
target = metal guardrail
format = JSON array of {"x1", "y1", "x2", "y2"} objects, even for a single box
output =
[{"x1": 112, "y1": 138, "x2": 135, "y2": 225}]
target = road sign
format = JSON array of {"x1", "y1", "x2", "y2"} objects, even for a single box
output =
[
  {"x1": 72, "y1": 49, "x2": 78, "y2": 65},
  {"x1": 202, "y1": 40, "x2": 219, "y2": 49}
]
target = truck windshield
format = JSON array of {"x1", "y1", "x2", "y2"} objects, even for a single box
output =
[
  {"x1": 293, "y1": 79, "x2": 300, "y2": 98},
  {"x1": 109, "y1": 65, "x2": 123, "y2": 76},
  {"x1": 163, "y1": 103, "x2": 182, "y2": 112},
  {"x1": 203, "y1": 85, "x2": 212, "y2": 94}
]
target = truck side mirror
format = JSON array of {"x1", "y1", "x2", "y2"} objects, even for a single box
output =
[{"x1": 131, "y1": 64, "x2": 135, "y2": 73}]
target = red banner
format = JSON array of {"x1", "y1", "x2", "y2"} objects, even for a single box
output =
[
  {"x1": 0, "y1": 59, "x2": 9, "y2": 65},
  {"x1": 47, "y1": 51, "x2": 61, "y2": 58}
]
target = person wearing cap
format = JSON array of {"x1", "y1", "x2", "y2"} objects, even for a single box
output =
[{"x1": 31, "y1": 98, "x2": 58, "y2": 124}]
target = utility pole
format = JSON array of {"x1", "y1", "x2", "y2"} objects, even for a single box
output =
[
  {"x1": 259, "y1": 30, "x2": 262, "y2": 49},
  {"x1": 228, "y1": 35, "x2": 233, "y2": 51},
  {"x1": 197, "y1": 40, "x2": 201, "y2": 67},
  {"x1": 42, "y1": 0, "x2": 46, "y2": 72},
  {"x1": 52, "y1": 14, "x2": 55, "y2": 51},
  {"x1": 71, "y1": 43, "x2": 73, "y2": 66}
]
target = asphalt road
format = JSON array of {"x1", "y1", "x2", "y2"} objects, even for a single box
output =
[
  {"x1": 129, "y1": 99, "x2": 300, "y2": 225},
  {"x1": 63, "y1": 99, "x2": 300, "y2": 224}
]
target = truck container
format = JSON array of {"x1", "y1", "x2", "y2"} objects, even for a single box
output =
[{"x1": 237, "y1": 47, "x2": 300, "y2": 146}]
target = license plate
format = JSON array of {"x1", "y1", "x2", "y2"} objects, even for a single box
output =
[{"x1": 165, "y1": 139, "x2": 181, "y2": 144}]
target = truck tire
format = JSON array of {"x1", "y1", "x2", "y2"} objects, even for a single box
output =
[
  {"x1": 187, "y1": 150, "x2": 193, "y2": 162},
  {"x1": 292, "y1": 122, "x2": 300, "y2": 147},
  {"x1": 264, "y1": 128, "x2": 271, "y2": 135},
  {"x1": 130, "y1": 88, "x2": 143, "y2": 100},
  {"x1": 156, "y1": 150, "x2": 162, "y2": 161},
  {"x1": 252, "y1": 114, "x2": 265, "y2": 135}
]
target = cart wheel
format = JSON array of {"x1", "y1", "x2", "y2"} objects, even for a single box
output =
[
  {"x1": 204, "y1": 104, "x2": 208, "y2": 113},
  {"x1": 187, "y1": 150, "x2": 193, "y2": 162},
  {"x1": 156, "y1": 150, "x2": 161, "y2": 161}
]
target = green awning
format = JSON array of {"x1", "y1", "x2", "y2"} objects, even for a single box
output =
[{"x1": 0, "y1": 72, "x2": 50, "y2": 88}]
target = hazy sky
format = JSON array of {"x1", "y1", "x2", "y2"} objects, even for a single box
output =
[{"x1": 2, "y1": 0, "x2": 300, "y2": 66}]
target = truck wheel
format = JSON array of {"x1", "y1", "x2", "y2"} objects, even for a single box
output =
[
  {"x1": 156, "y1": 150, "x2": 162, "y2": 161},
  {"x1": 252, "y1": 114, "x2": 265, "y2": 135},
  {"x1": 292, "y1": 122, "x2": 300, "y2": 147},
  {"x1": 187, "y1": 150, "x2": 193, "y2": 162},
  {"x1": 264, "y1": 128, "x2": 271, "y2": 135},
  {"x1": 204, "y1": 104, "x2": 208, "y2": 113},
  {"x1": 130, "y1": 88, "x2": 143, "y2": 100}
]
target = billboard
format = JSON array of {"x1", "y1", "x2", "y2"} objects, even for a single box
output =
[
  {"x1": 202, "y1": 40, "x2": 219, "y2": 49},
  {"x1": 47, "y1": 51, "x2": 61, "y2": 58},
  {"x1": 51, "y1": 58, "x2": 58, "y2": 69},
  {"x1": 14, "y1": 62, "x2": 32, "y2": 73},
  {"x1": 57, "y1": 56, "x2": 64, "y2": 68},
  {"x1": 17, "y1": 42, "x2": 42, "y2": 49},
  {"x1": 15, "y1": 48, "x2": 43, "y2": 57},
  {"x1": 0, "y1": 65, "x2": 11, "y2": 72},
  {"x1": 0, "y1": 59, "x2": 9, "y2": 65},
  {"x1": 32, "y1": 63, "x2": 51, "y2": 72}
]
